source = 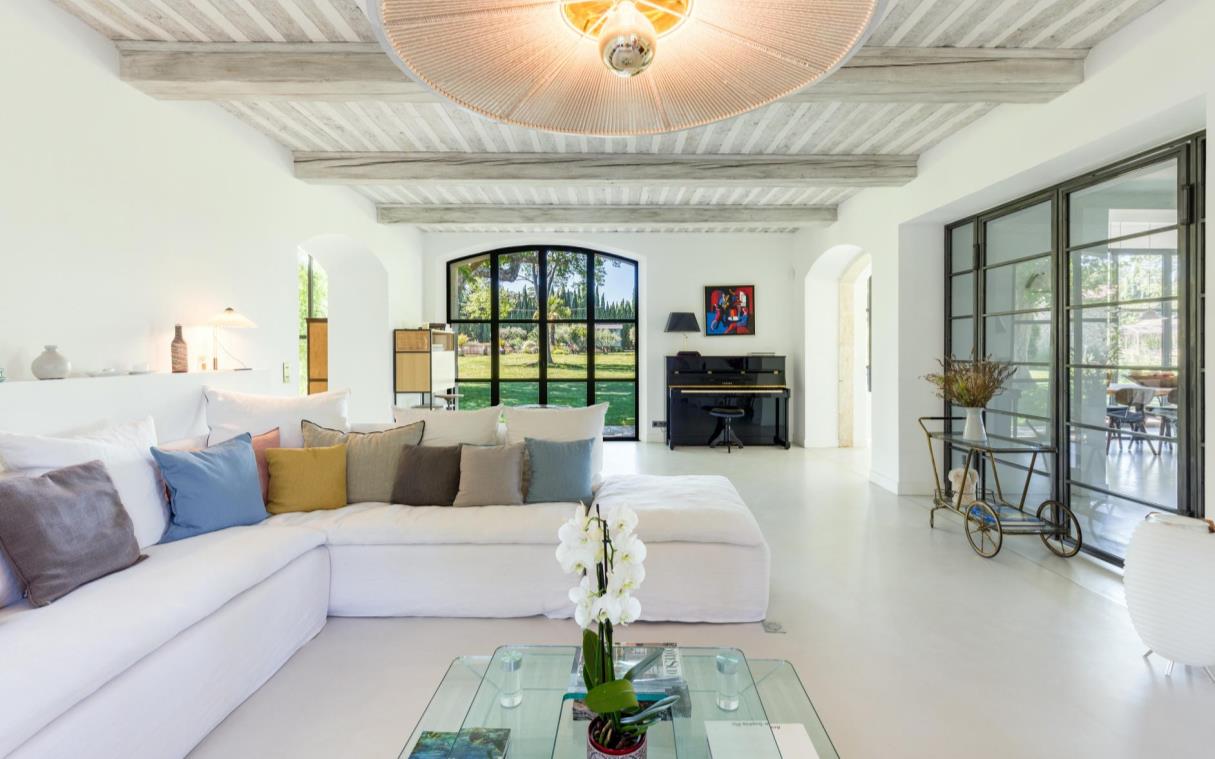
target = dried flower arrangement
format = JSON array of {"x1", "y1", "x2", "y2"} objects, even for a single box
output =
[{"x1": 924, "y1": 355, "x2": 1017, "y2": 409}]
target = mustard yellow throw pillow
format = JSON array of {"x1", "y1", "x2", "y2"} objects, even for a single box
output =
[{"x1": 265, "y1": 444, "x2": 347, "y2": 514}]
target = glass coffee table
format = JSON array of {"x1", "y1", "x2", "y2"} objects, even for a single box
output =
[{"x1": 399, "y1": 645, "x2": 837, "y2": 758}]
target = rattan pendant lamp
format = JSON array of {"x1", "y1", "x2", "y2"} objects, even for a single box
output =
[{"x1": 368, "y1": 0, "x2": 884, "y2": 137}]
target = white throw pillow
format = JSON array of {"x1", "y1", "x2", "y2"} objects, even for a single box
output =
[
  {"x1": 503, "y1": 404, "x2": 608, "y2": 482},
  {"x1": 205, "y1": 387, "x2": 350, "y2": 448},
  {"x1": 0, "y1": 417, "x2": 167, "y2": 550},
  {"x1": 393, "y1": 405, "x2": 503, "y2": 447}
]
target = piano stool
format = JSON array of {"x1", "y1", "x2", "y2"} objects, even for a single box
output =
[{"x1": 708, "y1": 407, "x2": 747, "y2": 452}]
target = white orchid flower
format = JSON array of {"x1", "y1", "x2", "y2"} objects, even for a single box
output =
[
  {"x1": 613, "y1": 533, "x2": 647, "y2": 566},
  {"x1": 569, "y1": 576, "x2": 598, "y2": 629},
  {"x1": 618, "y1": 595, "x2": 642, "y2": 624},
  {"x1": 607, "y1": 561, "x2": 645, "y2": 594},
  {"x1": 592, "y1": 593, "x2": 623, "y2": 625},
  {"x1": 556, "y1": 542, "x2": 596, "y2": 575},
  {"x1": 603, "y1": 504, "x2": 639, "y2": 538}
]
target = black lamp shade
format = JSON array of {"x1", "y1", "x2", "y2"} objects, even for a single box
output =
[{"x1": 664, "y1": 312, "x2": 700, "y2": 333}]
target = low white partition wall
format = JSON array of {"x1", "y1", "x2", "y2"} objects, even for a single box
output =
[{"x1": 0, "y1": 369, "x2": 277, "y2": 440}]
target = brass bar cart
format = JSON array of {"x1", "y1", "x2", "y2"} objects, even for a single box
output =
[{"x1": 918, "y1": 416, "x2": 1082, "y2": 559}]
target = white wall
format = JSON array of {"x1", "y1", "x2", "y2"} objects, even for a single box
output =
[
  {"x1": 0, "y1": 3, "x2": 424, "y2": 423},
  {"x1": 796, "y1": 0, "x2": 1212, "y2": 494},
  {"x1": 420, "y1": 233, "x2": 802, "y2": 442}
]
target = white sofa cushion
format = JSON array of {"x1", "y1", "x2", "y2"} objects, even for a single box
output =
[
  {"x1": 0, "y1": 417, "x2": 167, "y2": 549},
  {"x1": 392, "y1": 405, "x2": 502, "y2": 447},
  {"x1": 205, "y1": 387, "x2": 349, "y2": 448},
  {"x1": 503, "y1": 404, "x2": 607, "y2": 482},
  {"x1": 265, "y1": 474, "x2": 764, "y2": 548},
  {"x1": 0, "y1": 525, "x2": 324, "y2": 757}
]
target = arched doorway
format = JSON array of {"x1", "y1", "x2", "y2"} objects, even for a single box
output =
[{"x1": 804, "y1": 244, "x2": 870, "y2": 448}]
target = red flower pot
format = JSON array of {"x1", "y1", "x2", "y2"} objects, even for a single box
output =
[{"x1": 587, "y1": 717, "x2": 647, "y2": 759}]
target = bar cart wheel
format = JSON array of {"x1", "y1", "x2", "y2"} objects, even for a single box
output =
[
  {"x1": 964, "y1": 502, "x2": 1003, "y2": 558},
  {"x1": 1036, "y1": 500, "x2": 1083, "y2": 558}
]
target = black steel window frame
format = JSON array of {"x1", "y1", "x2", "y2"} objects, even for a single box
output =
[
  {"x1": 943, "y1": 132, "x2": 1206, "y2": 565},
  {"x1": 446, "y1": 245, "x2": 640, "y2": 441}
]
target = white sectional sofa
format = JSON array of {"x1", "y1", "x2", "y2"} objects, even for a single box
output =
[
  {"x1": 0, "y1": 479, "x2": 767, "y2": 758},
  {"x1": 0, "y1": 390, "x2": 770, "y2": 758}
]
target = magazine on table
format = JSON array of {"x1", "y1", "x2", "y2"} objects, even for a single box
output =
[
  {"x1": 565, "y1": 642, "x2": 690, "y2": 717},
  {"x1": 407, "y1": 728, "x2": 510, "y2": 759}
]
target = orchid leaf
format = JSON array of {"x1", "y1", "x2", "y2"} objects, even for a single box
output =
[
  {"x1": 583, "y1": 629, "x2": 602, "y2": 690},
  {"x1": 622, "y1": 649, "x2": 664, "y2": 683},
  {"x1": 585, "y1": 679, "x2": 638, "y2": 715},
  {"x1": 619, "y1": 695, "x2": 679, "y2": 725}
]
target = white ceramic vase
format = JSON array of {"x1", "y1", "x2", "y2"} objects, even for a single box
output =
[
  {"x1": 962, "y1": 407, "x2": 987, "y2": 442},
  {"x1": 31, "y1": 345, "x2": 70, "y2": 380}
]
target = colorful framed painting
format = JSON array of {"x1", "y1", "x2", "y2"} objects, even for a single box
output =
[{"x1": 704, "y1": 285, "x2": 755, "y2": 336}]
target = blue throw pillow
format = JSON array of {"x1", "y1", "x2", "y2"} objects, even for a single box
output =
[
  {"x1": 525, "y1": 437, "x2": 595, "y2": 504},
  {"x1": 152, "y1": 433, "x2": 267, "y2": 542}
]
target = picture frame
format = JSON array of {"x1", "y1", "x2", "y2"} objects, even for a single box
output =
[{"x1": 704, "y1": 285, "x2": 755, "y2": 336}]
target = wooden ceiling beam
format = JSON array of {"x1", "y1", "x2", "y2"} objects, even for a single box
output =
[
  {"x1": 295, "y1": 152, "x2": 917, "y2": 187},
  {"x1": 376, "y1": 204, "x2": 838, "y2": 226},
  {"x1": 117, "y1": 42, "x2": 1086, "y2": 104}
]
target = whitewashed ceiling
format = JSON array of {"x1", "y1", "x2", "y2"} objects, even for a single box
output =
[{"x1": 54, "y1": 0, "x2": 1165, "y2": 233}]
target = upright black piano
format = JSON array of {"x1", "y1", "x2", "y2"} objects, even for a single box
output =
[{"x1": 666, "y1": 355, "x2": 791, "y2": 449}]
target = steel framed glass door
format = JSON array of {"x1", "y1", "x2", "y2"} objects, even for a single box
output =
[{"x1": 1062, "y1": 145, "x2": 1199, "y2": 560}]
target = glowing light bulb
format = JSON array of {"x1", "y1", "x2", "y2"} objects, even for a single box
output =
[{"x1": 598, "y1": 1, "x2": 657, "y2": 77}]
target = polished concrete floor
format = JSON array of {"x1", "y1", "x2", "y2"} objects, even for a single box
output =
[{"x1": 190, "y1": 444, "x2": 1215, "y2": 759}]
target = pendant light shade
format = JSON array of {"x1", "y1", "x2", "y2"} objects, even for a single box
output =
[{"x1": 369, "y1": 0, "x2": 883, "y2": 137}]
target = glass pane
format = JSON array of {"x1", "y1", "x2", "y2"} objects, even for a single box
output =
[
  {"x1": 594, "y1": 324, "x2": 636, "y2": 378},
  {"x1": 498, "y1": 250, "x2": 539, "y2": 320},
  {"x1": 547, "y1": 324, "x2": 588, "y2": 379},
  {"x1": 986, "y1": 201, "x2": 1052, "y2": 265},
  {"x1": 449, "y1": 254, "x2": 492, "y2": 321},
  {"x1": 1069, "y1": 482, "x2": 1159, "y2": 559},
  {"x1": 498, "y1": 324, "x2": 539, "y2": 378},
  {"x1": 951, "y1": 273, "x2": 974, "y2": 317},
  {"x1": 596, "y1": 382, "x2": 637, "y2": 438},
  {"x1": 984, "y1": 311, "x2": 1051, "y2": 364},
  {"x1": 1069, "y1": 160, "x2": 1178, "y2": 247},
  {"x1": 455, "y1": 324, "x2": 491, "y2": 379},
  {"x1": 1068, "y1": 304, "x2": 1180, "y2": 368},
  {"x1": 950, "y1": 224, "x2": 974, "y2": 272},
  {"x1": 950, "y1": 317, "x2": 973, "y2": 358},
  {"x1": 499, "y1": 382, "x2": 539, "y2": 407},
  {"x1": 1069, "y1": 234, "x2": 1179, "y2": 305},
  {"x1": 595, "y1": 255, "x2": 637, "y2": 319},
  {"x1": 547, "y1": 250, "x2": 588, "y2": 320},
  {"x1": 546, "y1": 382, "x2": 588, "y2": 409},
  {"x1": 984, "y1": 257, "x2": 1051, "y2": 313},
  {"x1": 988, "y1": 367, "x2": 1052, "y2": 418},
  {"x1": 991, "y1": 459, "x2": 1053, "y2": 498},
  {"x1": 985, "y1": 413, "x2": 1052, "y2": 448},
  {"x1": 457, "y1": 382, "x2": 491, "y2": 410}
]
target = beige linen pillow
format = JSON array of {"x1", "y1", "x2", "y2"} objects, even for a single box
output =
[
  {"x1": 453, "y1": 444, "x2": 525, "y2": 507},
  {"x1": 302, "y1": 420, "x2": 424, "y2": 504}
]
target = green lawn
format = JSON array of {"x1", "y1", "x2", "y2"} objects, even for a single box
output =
[
  {"x1": 458, "y1": 351, "x2": 635, "y2": 380},
  {"x1": 456, "y1": 379, "x2": 636, "y2": 431}
]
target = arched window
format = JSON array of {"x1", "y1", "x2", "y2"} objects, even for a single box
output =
[{"x1": 447, "y1": 246, "x2": 638, "y2": 440}]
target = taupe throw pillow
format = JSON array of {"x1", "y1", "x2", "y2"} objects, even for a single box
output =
[
  {"x1": 302, "y1": 420, "x2": 424, "y2": 504},
  {"x1": 0, "y1": 460, "x2": 143, "y2": 607},
  {"x1": 453, "y1": 444, "x2": 525, "y2": 507},
  {"x1": 392, "y1": 445, "x2": 462, "y2": 506}
]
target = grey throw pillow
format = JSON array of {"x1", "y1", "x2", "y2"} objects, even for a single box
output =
[
  {"x1": 302, "y1": 420, "x2": 424, "y2": 504},
  {"x1": 0, "y1": 460, "x2": 143, "y2": 607},
  {"x1": 453, "y1": 444, "x2": 525, "y2": 507},
  {"x1": 392, "y1": 445, "x2": 462, "y2": 506}
]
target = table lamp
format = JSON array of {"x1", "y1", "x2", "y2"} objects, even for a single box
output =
[
  {"x1": 209, "y1": 307, "x2": 257, "y2": 371},
  {"x1": 665, "y1": 312, "x2": 701, "y2": 356}
]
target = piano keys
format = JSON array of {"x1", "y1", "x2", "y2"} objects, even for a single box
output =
[{"x1": 666, "y1": 355, "x2": 791, "y2": 449}]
